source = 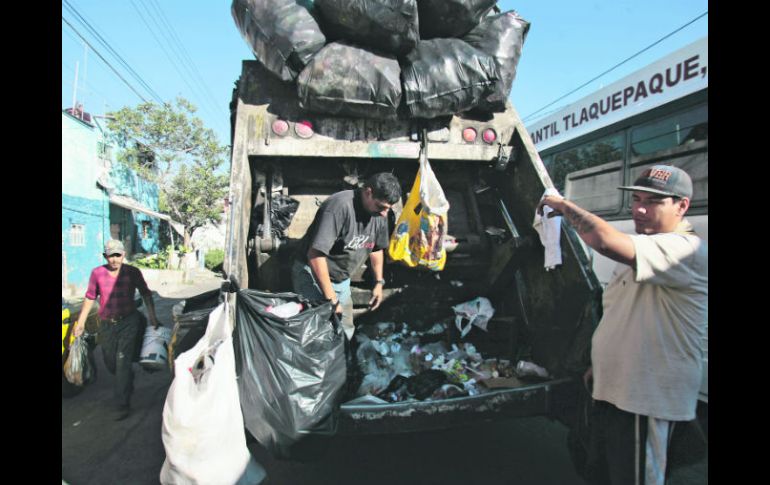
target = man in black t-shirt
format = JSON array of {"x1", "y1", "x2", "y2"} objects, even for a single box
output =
[{"x1": 292, "y1": 172, "x2": 401, "y2": 339}]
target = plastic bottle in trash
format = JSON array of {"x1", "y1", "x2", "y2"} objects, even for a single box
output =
[{"x1": 265, "y1": 301, "x2": 304, "y2": 318}]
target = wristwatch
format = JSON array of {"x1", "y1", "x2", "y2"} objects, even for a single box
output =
[{"x1": 375, "y1": 279, "x2": 386, "y2": 287}]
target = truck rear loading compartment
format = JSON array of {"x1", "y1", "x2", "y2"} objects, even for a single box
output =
[{"x1": 225, "y1": 60, "x2": 603, "y2": 434}]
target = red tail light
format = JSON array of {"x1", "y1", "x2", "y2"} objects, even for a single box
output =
[
  {"x1": 272, "y1": 119, "x2": 289, "y2": 136},
  {"x1": 462, "y1": 127, "x2": 477, "y2": 143},
  {"x1": 295, "y1": 120, "x2": 314, "y2": 139},
  {"x1": 482, "y1": 128, "x2": 497, "y2": 144}
]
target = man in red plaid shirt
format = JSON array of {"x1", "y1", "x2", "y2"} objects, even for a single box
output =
[{"x1": 74, "y1": 239, "x2": 161, "y2": 420}]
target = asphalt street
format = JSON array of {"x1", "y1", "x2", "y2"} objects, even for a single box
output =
[{"x1": 61, "y1": 271, "x2": 706, "y2": 485}]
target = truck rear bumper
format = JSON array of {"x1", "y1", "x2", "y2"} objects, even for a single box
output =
[{"x1": 337, "y1": 377, "x2": 575, "y2": 435}]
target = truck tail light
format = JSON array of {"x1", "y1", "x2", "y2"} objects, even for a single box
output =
[
  {"x1": 295, "y1": 120, "x2": 314, "y2": 139},
  {"x1": 482, "y1": 128, "x2": 497, "y2": 144},
  {"x1": 272, "y1": 119, "x2": 289, "y2": 136},
  {"x1": 462, "y1": 127, "x2": 477, "y2": 143}
]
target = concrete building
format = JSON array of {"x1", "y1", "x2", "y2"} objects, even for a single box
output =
[{"x1": 62, "y1": 109, "x2": 183, "y2": 295}]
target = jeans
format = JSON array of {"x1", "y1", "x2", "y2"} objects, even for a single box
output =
[{"x1": 291, "y1": 260, "x2": 354, "y2": 339}]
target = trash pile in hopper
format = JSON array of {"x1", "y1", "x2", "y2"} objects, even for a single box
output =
[{"x1": 349, "y1": 317, "x2": 550, "y2": 405}]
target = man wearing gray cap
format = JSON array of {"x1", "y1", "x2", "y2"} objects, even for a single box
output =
[
  {"x1": 73, "y1": 239, "x2": 161, "y2": 420},
  {"x1": 538, "y1": 165, "x2": 707, "y2": 485}
]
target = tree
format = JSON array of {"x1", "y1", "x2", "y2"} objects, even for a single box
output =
[{"x1": 106, "y1": 97, "x2": 229, "y2": 246}]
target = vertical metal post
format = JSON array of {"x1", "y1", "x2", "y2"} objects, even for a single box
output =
[
  {"x1": 71, "y1": 61, "x2": 79, "y2": 112},
  {"x1": 82, "y1": 42, "x2": 88, "y2": 110}
]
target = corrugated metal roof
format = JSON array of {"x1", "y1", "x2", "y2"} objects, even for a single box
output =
[{"x1": 109, "y1": 193, "x2": 185, "y2": 236}]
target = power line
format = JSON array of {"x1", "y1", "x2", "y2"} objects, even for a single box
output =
[
  {"x1": 62, "y1": 16, "x2": 149, "y2": 103},
  {"x1": 63, "y1": 0, "x2": 164, "y2": 104},
  {"x1": 147, "y1": 0, "x2": 228, "y2": 121},
  {"x1": 522, "y1": 11, "x2": 708, "y2": 124},
  {"x1": 62, "y1": 61, "x2": 112, "y2": 107},
  {"x1": 130, "y1": 0, "x2": 228, "y2": 134},
  {"x1": 142, "y1": 0, "x2": 227, "y2": 126}
]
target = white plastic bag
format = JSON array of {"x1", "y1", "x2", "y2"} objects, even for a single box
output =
[
  {"x1": 533, "y1": 188, "x2": 563, "y2": 271},
  {"x1": 452, "y1": 297, "x2": 495, "y2": 338},
  {"x1": 418, "y1": 150, "x2": 450, "y2": 217},
  {"x1": 160, "y1": 302, "x2": 266, "y2": 485}
]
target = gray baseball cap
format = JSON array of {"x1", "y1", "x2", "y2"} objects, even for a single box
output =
[
  {"x1": 104, "y1": 239, "x2": 126, "y2": 256},
  {"x1": 618, "y1": 165, "x2": 693, "y2": 199}
]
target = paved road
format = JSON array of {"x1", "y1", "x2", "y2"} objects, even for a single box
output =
[
  {"x1": 62, "y1": 271, "x2": 706, "y2": 485},
  {"x1": 62, "y1": 272, "x2": 222, "y2": 484}
]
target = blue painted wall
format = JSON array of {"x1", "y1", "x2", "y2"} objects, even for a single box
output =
[
  {"x1": 62, "y1": 112, "x2": 109, "y2": 294},
  {"x1": 62, "y1": 110, "x2": 164, "y2": 293},
  {"x1": 62, "y1": 194, "x2": 107, "y2": 290},
  {"x1": 62, "y1": 113, "x2": 103, "y2": 199},
  {"x1": 110, "y1": 162, "x2": 161, "y2": 254}
]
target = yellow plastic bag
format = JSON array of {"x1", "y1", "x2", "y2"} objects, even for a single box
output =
[{"x1": 389, "y1": 151, "x2": 450, "y2": 271}]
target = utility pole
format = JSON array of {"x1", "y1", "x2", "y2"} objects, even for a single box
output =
[
  {"x1": 82, "y1": 41, "x2": 88, "y2": 111},
  {"x1": 71, "y1": 60, "x2": 79, "y2": 111}
]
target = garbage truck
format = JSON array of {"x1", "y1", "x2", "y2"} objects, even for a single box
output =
[{"x1": 220, "y1": 58, "x2": 603, "y2": 437}]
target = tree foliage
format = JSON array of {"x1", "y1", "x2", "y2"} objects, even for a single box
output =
[{"x1": 106, "y1": 97, "x2": 229, "y2": 244}]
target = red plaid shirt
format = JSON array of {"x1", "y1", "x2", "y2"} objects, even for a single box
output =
[{"x1": 85, "y1": 264, "x2": 151, "y2": 319}]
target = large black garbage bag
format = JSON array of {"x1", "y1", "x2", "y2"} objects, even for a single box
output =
[
  {"x1": 251, "y1": 193, "x2": 301, "y2": 239},
  {"x1": 233, "y1": 289, "x2": 346, "y2": 458},
  {"x1": 417, "y1": 0, "x2": 497, "y2": 39},
  {"x1": 231, "y1": 0, "x2": 326, "y2": 82},
  {"x1": 315, "y1": 0, "x2": 419, "y2": 56},
  {"x1": 463, "y1": 10, "x2": 530, "y2": 111},
  {"x1": 298, "y1": 42, "x2": 402, "y2": 120},
  {"x1": 401, "y1": 39, "x2": 500, "y2": 119}
]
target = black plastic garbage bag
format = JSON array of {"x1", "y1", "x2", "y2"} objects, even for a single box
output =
[
  {"x1": 417, "y1": 0, "x2": 497, "y2": 39},
  {"x1": 376, "y1": 375, "x2": 410, "y2": 402},
  {"x1": 463, "y1": 10, "x2": 530, "y2": 111},
  {"x1": 251, "y1": 193, "x2": 301, "y2": 239},
  {"x1": 169, "y1": 289, "x2": 222, "y2": 365},
  {"x1": 376, "y1": 370, "x2": 448, "y2": 402},
  {"x1": 231, "y1": 0, "x2": 326, "y2": 82},
  {"x1": 233, "y1": 290, "x2": 346, "y2": 458},
  {"x1": 314, "y1": 0, "x2": 419, "y2": 56},
  {"x1": 401, "y1": 39, "x2": 500, "y2": 118},
  {"x1": 407, "y1": 369, "x2": 448, "y2": 399},
  {"x1": 298, "y1": 42, "x2": 402, "y2": 120}
]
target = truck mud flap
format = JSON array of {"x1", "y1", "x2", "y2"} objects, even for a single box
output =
[{"x1": 337, "y1": 377, "x2": 574, "y2": 435}]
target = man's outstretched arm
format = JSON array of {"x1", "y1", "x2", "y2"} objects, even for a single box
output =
[{"x1": 538, "y1": 195, "x2": 636, "y2": 266}]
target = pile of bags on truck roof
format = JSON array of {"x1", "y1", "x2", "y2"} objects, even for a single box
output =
[{"x1": 231, "y1": 0, "x2": 530, "y2": 120}]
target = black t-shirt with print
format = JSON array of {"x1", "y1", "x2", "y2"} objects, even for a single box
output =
[{"x1": 296, "y1": 189, "x2": 389, "y2": 282}]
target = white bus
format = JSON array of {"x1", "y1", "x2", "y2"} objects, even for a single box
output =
[{"x1": 527, "y1": 36, "x2": 708, "y2": 402}]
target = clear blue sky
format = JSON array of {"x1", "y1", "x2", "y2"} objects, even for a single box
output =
[{"x1": 61, "y1": 0, "x2": 708, "y2": 146}]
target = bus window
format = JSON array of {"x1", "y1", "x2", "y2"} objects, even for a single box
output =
[
  {"x1": 541, "y1": 154, "x2": 553, "y2": 172},
  {"x1": 629, "y1": 104, "x2": 708, "y2": 209},
  {"x1": 550, "y1": 132, "x2": 625, "y2": 214},
  {"x1": 630, "y1": 104, "x2": 708, "y2": 155}
]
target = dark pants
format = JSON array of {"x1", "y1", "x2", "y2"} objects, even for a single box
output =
[
  {"x1": 586, "y1": 401, "x2": 672, "y2": 485},
  {"x1": 99, "y1": 311, "x2": 144, "y2": 409}
]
